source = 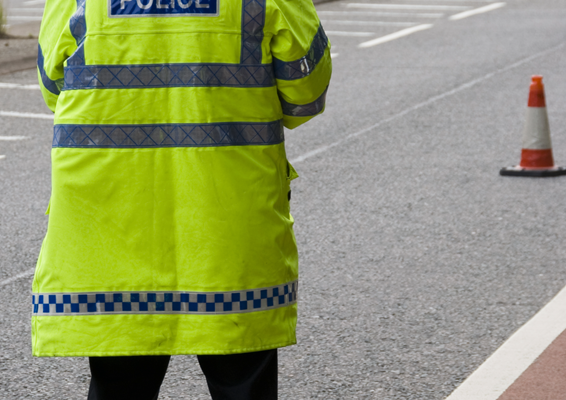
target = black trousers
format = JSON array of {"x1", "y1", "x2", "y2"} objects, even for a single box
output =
[{"x1": 87, "y1": 349, "x2": 277, "y2": 400}]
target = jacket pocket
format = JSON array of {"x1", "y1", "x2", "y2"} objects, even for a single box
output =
[
  {"x1": 286, "y1": 161, "x2": 298, "y2": 202},
  {"x1": 287, "y1": 161, "x2": 299, "y2": 181}
]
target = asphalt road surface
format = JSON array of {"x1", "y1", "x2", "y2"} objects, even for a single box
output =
[{"x1": 1, "y1": 0, "x2": 566, "y2": 399}]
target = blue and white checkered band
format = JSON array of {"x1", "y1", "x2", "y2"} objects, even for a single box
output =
[
  {"x1": 63, "y1": 63, "x2": 275, "y2": 90},
  {"x1": 109, "y1": 0, "x2": 218, "y2": 17},
  {"x1": 240, "y1": 0, "x2": 265, "y2": 64},
  {"x1": 33, "y1": 281, "x2": 297, "y2": 316},
  {"x1": 52, "y1": 121, "x2": 284, "y2": 148},
  {"x1": 67, "y1": 0, "x2": 87, "y2": 66},
  {"x1": 280, "y1": 87, "x2": 328, "y2": 117}
]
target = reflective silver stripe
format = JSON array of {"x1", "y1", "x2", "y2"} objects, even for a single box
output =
[
  {"x1": 53, "y1": 121, "x2": 284, "y2": 148},
  {"x1": 68, "y1": 0, "x2": 87, "y2": 66},
  {"x1": 32, "y1": 280, "x2": 298, "y2": 316},
  {"x1": 240, "y1": 0, "x2": 265, "y2": 64},
  {"x1": 280, "y1": 87, "x2": 328, "y2": 117},
  {"x1": 63, "y1": 63, "x2": 275, "y2": 90},
  {"x1": 70, "y1": 0, "x2": 86, "y2": 46}
]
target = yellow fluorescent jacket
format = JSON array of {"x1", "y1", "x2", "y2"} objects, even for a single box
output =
[{"x1": 33, "y1": 0, "x2": 331, "y2": 356}]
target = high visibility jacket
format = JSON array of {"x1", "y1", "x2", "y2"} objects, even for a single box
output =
[{"x1": 32, "y1": 0, "x2": 331, "y2": 356}]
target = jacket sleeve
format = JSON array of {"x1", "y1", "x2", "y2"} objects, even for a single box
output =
[
  {"x1": 37, "y1": 0, "x2": 80, "y2": 112},
  {"x1": 268, "y1": 0, "x2": 332, "y2": 129}
]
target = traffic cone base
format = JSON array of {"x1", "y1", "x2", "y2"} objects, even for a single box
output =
[{"x1": 500, "y1": 165, "x2": 566, "y2": 177}]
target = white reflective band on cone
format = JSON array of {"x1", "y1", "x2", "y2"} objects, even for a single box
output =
[{"x1": 521, "y1": 107, "x2": 551, "y2": 150}]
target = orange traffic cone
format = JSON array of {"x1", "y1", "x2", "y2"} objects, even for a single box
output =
[{"x1": 500, "y1": 76, "x2": 566, "y2": 177}]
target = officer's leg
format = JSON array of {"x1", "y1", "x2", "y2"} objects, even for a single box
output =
[
  {"x1": 197, "y1": 349, "x2": 277, "y2": 400},
  {"x1": 87, "y1": 355, "x2": 170, "y2": 400}
]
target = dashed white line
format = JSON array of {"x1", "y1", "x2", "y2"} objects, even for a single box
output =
[
  {"x1": 346, "y1": 3, "x2": 470, "y2": 11},
  {"x1": 0, "y1": 111, "x2": 54, "y2": 120},
  {"x1": 8, "y1": 8, "x2": 45, "y2": 11},
  {"x1": 331, "y1": 53, "x2": 339, "y2": 58},
  {"x1": 321, "y1": 20, "x2": 416, "y2": 27},
  {"x1": 0, "y1": 155, "x2": 6, "y2": 160},
  {"x1": 445, "y1": 281, "x2": 566, "y2": 400},
  {"x1": 326, "y1": 31, "x2": 376, "y2": 37},
  {"x1": 0, "y1": 82, "x2": 41, "y2": 90},
  {"x1": 6, "y1": 16, "x2": 43, "y2": 21},
  {"x1": 318, "y1": 11, "x2": 444, "y2": 18},
  {"x1": 358, "y1": 23, "x2": 433, "y2": 48},
  {"x1": 0, "y1": 268, "x2": 35, "y2": 287},
  {"x1": 0, "y1": 136, "x2": 28, "y2": 141},
  {"x1": 290, "y1": 42, "x2": 565, "y2": 164},
  {"x1": 449, "y1": 2, "x2": 506, "y2": 20},
  {"x1": 355, "y1": 0, "x2": 492, "y2": 2},
  {"x1": 396, "y1": 0, "x2": 494, "y2": 2}
]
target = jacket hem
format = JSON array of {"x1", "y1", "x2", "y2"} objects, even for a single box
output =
[{"x1": 32, "y1": 340, "x2": 296, "y2": 357}]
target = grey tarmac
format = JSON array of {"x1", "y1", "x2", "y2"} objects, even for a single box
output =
[{"x1": 1, "y1": 0, "x2": 566, "y2": 399}]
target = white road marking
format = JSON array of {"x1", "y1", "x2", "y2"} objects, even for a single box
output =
[
  {"x1": 449, "y1": 2, "x2": 506, "y2": 21},
  {"x1": 321, "y1": 20, "x2": 416, "y2": 27},
  {"x1": 331, "y1": 53, "x2": 339, "y2": 58},
  {"x1": 0, "y1": 136, "x2": 28, "y2": 141},
  {"x1": 0, "y1": 111, "x2": 54, "y2": 120},
  {"x1": 0, "y1": 82, "x2": 41, "y2": 90},
  {"x1": 290, "y1": 42, "x2": 565, "y2": 164},
  {"x1": 346, "y1": 4, "x2": 470, "y2": 11},
  {"x1": 0, "y1": 155, "x2": 5, "y2": 160},
  {"x1": 6, "y1": 16, "x2": 43, "y2": 21},
  {"x1": 326, "y1": 31, "x2": 376, "y2": 37},
  {"x1": 358, "y1": 24, "x2": 433, "y2": 48},
  {"x1": 445, "y1": 281, "x2": 566, "y2": 400},
  {"x1": 8, "y1": 8, "x2": 45, "y2": 11},
  {"x1": 318, "y1": 11, "x2": 444, "y2": 18},
  {"x1": 0, "y1": 268, "x2": 35, "y2": 287},
  {"x1": 356, "y1": 0, "x2": 493, "y2": 2},
  {"x1": 391, "y1": 0, "x2": 494, "y2": 2}
]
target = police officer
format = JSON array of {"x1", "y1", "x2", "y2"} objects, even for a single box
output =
[{"x1": 33, "y1": 0, "x2": 331, "y2": 396}]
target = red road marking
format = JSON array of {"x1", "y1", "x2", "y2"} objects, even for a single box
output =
[{"x1": 498, "y1": 328, "x2": 566, "y2": 400}]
